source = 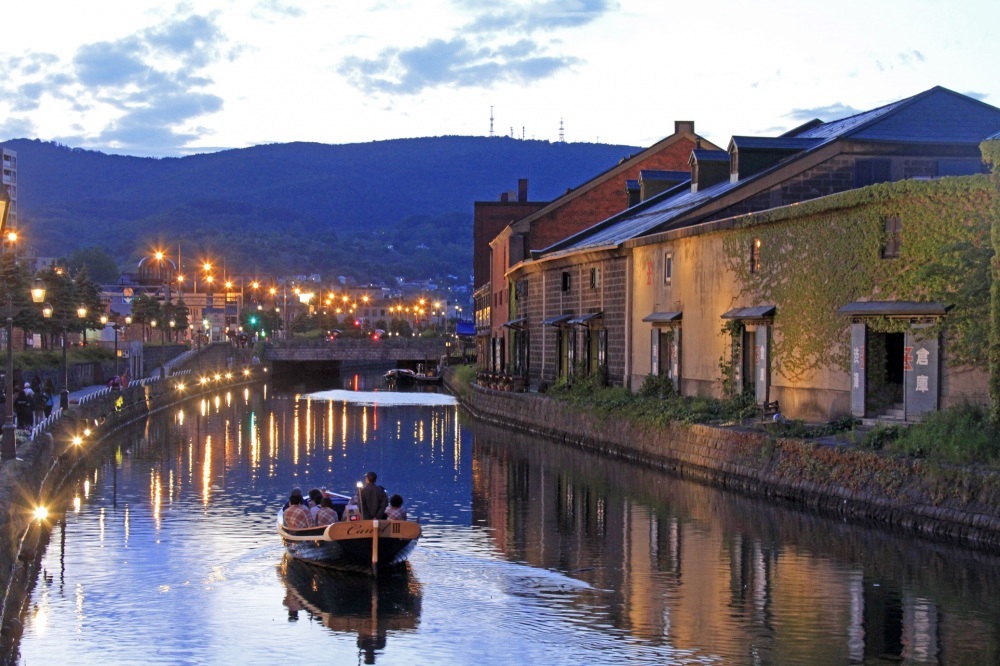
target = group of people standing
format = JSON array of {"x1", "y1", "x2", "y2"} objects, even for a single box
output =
[
  {"x1": 282, "y1": 471, "x2": 407, "y2": 530},
  {"x1": 2, "y1": 376, "x2": 56, "y2": 430}
]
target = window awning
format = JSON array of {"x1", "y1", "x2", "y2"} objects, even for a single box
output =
[
  {"x1": 642, "y1": 311, "x2": 682, "y2": 324},
  {"x1": 568, "y1": 312, "x2": 603, "y2": 326},
  {"x1": 541, "y1": 314, "x2": 574, "y2": 327},
  {"x1": 721, "y1": 305, "x2": 776, "y2": 320},
  {"x1": 501, "y1": 316, "x2": 528, "y2": 329},
  {"x1": 837, "y1": 301, "x2": 952, "y2": 317}
]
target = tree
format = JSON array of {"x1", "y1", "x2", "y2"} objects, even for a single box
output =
[
  {"x1": 65, "y1": 247, "x2": 120, "y2": 284},
  {"x1": 130, "y1": 293, "x2": 162, "y2": 342},
  {"x1": 168, "y1": 299, "x2": 190, "y2": 341}
]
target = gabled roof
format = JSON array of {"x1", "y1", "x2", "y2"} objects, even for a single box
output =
[
  {"x1": 533, "y1": 86, "x2": 1000, "y2": 260},
  {"x1": 508, "y1": 124, "x2": 720, "y2": 234},
  {"x1": 728, "y1": 136, "x2": 823, "y2": 151},
  {"x1": 793, "y1": 86, "x2": 1000, "y2": 145}
]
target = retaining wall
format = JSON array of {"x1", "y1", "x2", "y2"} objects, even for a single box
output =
[{"x1": 445, "y1": 370, "x2": 1000, "y2": 550}]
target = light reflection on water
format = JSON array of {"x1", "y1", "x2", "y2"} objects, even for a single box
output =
[{"x1": 12, "y1": 374, "x2": 1000, "y2": 665}]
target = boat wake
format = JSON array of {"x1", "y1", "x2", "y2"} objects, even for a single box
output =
[{"x1": 306, "y1": 389, "x2": 457, "y2": 406}]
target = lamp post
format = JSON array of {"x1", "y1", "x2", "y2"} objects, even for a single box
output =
[
  {"x1": 2, "y1": 283, "x2": 46, "y2": 461},
  {"x1": 56, "y1": 306, "x2": 86, "y2": 410}
]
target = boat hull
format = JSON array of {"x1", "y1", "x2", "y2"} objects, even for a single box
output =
[{"x1": 278, "y1": 513, "x2": 421, "y2": 574}]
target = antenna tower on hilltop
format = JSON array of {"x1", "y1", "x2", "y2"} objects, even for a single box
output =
[
  {"x1": 559, "y1": 118, "x2": 564, "y2": 142},
  {"x1": 489, "y1": 106, "x2": 494, "y2": 137}
]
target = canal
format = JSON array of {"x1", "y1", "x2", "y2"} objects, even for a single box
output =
[{"x1": 10, "y1": 370, "x2": 1000, "y2": 665}]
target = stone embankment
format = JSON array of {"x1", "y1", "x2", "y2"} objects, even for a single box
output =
[
  {"x1": 445, "y1": 370, "x2": 1000, "y2": 550},
  {"x1": 0, "y1": 353, "x2": 260, "y2": 655}
]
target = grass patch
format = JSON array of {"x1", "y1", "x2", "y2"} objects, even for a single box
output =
[
  {"x1": 13, "y1": 346, "x2": 115, "y2": 371},
  {"x1": 880, "y1": 401, "x2": 1000, "y2": 466}
]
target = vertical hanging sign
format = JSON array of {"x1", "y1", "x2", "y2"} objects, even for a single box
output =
[
  {"x1": 904, "y1": 328, "x2": 939, "y2": 419},
  {"x1": 850, "y1": 322, "x2": 866, "y2": 417},
  {"x1": 755, "y1": 325, "x2": 770, "y2": 404}
]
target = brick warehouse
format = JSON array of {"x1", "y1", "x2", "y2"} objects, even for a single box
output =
[
  {"x1": 494, "y1": 87, "x2": 1000, "y2": 421},
  {"x1": 475, "y1": 121, "x2": 718, "y2": 375}
]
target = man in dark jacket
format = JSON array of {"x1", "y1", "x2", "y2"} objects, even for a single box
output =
[
  {"x1": 14, "y1": 384, "x2": 33, "y2": 429},
  {"x1": 358, "y1": 471, "x2": 388, "y2": 520}
]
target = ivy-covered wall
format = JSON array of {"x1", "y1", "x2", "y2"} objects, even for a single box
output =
[
  {"x1": 981, "y1": 137, "x2": 1000, "y2": 422},
  {"x1": 722, "y1": 176, "x2": 994, "y2": 378},
  {"x1": 630, "y1": 174, "x2": 995, "y2": 420}
]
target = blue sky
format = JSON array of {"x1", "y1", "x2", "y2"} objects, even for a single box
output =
[{"x1": 1, "y1": 0, "x2": 997, "y2": 157}]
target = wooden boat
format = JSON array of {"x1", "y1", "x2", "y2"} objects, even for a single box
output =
[{"x1": 277, "y1": 493, "x2": 422, "y2": 575}]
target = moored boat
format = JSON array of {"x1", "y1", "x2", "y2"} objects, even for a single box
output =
[{"x1": 277, "y1": 492, "x2": 422, "y2": 575}]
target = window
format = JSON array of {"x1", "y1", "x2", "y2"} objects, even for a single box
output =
[
  {"x1": 589, "y1": 267, "x2": 601, "y2": 289},
  {"x1": 855, "y1": 159, "x2": 891, "y2": 187},
  {"x1": 561, "y1": 271, "x2": 571, "y2": 292},
  {"x1": 882, "y1": 216, "x2": 901, "y2": 259},
  {"x1": 750, "y1": 238, "x2": 761, "y2": 273},
  {"x1": 663, "y1": 252, "x2": 673, "y2": 285}
]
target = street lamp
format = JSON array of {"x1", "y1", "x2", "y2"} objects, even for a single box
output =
[
  {"x1": 101, "y1": 313, "x2": 130, "y2": 379},
  {"x1": 2, "y1": 282, "x2": 46, "y2": 461},
  {"x1": 56, "y1": 306, "x2": 87, "y2": 409}
]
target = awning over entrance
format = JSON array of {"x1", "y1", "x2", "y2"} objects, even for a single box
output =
[
  {"x1": 568, "y1": 312, "x2": 603, "y2": 326},
  {"x1": 721, "y1": 305, "x2": 776, "y2": 320},
  {"x1": 501, "y1": 316, "x2": 528, "y2": 329},
  {"x1": 642, "y1": 311, "x2": 682, "y2": 324},
  {"x1": 837, "y1": 301, "x2": 952, "y2": 317},
  {"x1": 541, "y1": 314, "x2": 574, "y2": 327}
]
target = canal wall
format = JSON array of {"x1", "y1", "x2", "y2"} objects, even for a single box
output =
[
  {"x1": 445, "y1": 370, "x2": 1000, "y2": 550},
  {"x1": 0, "y1": 363, "x2": 261, "y2": 653}
]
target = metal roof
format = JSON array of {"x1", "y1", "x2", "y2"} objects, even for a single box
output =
[
  {"x1": 568, "y1": 312, "x2": 602, "y2": 325},
  {"x1": 501, "y1": 316, "x2": 528, "y2": 329},
  {"x1": 533, "y1": 87, "x2": 1000, "y2": 261},
  {"x1": 642, "y1": 311, "x2": 682, "y2": 324},
  {"x1": 721, "y1": 305, "x2": 776, "y2": 319},
  {"x1": 541, "y1": 314, "x2": 574, "y2": 327},
  {"x1": 837, "y1": 301, "x2": 952, "y2": 317},
  {"x1": 729, "y1": 136, "x2": 823, "y2": 151},
  {"x1": 691, "y1": 149, "x2": 729, "y2": 162}
]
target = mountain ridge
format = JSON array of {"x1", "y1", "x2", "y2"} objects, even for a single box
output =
[{"x1": 2, "y1": 135, "x2": 643, "y2": 284}]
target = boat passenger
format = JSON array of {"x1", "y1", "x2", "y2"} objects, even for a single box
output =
[
  {"x1": 283, "y1": 493, "x2": 313, "y2": 529},
  {"x1": 358, "y1": 471, "x2": 389, "y2": 520},
  {"x1": 314, "y1": 496, "x2": 339, "y2": 525},
  {"x1": 386, "y1": 494, "x2": 407, "y2": 521},
  {"x1": 307, "y1": 488, "x2": 323, "y2": 512},
  {"x1": 282, "y1": 487, "x2": 304, "y2": 510}
]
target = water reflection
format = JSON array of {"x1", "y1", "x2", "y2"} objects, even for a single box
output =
[
  {"x1": 469, "y1": 419, "x2": 1000, "y2": 665},
  {"x1": 12, "y1": 372, "x2": 1000, "y2": 666},
  {"x1": 278, "y1": 557, "x2": 421, "y2": 664}
]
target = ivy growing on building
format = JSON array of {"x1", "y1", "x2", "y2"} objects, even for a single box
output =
[
  {"x1": 981, "y1": 137, "x2": 1000, "y2": 423},
  {"x1": 721, "y1": 176, "x2": 995, "y2": 382}
]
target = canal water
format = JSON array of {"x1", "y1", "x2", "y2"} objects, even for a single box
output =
[{"x1": 11, "y1": 370, "x2": 1000, "y2": 665}]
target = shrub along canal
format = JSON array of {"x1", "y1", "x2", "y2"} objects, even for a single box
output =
[{"x1": 8, "y1": 369, "x2": 1000, "y2": 665}]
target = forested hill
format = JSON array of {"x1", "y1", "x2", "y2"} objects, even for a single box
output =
[{"x1": 2, "y1": 136, "x2": 641, "y2": 284}]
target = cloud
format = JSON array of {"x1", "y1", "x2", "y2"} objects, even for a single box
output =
[
  {"x1": 461, "y1": 0, "x2": 615, "y2": 33},
  {"x1": 253, "y1": 0, "x2": 304, "y2": 18},
  {"x1": 0, "y1": 11, "x2": 229, "y2": 155},
  {"x1": 0, "y1": 117, "x2": 36, "y2": 141},
  {"x1": 339, "y1": 0, "x2": 607, "y2": 95},
  {"x1": 340, "y1": 36, "x2": 578, "y2": 94},
  {"x1": 785, "y1": 103, "x2": 863, "y2": 123}
]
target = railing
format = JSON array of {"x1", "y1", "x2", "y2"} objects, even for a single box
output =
[{"x1": 27, "y1": 370, "x2": 193, "y2": 440}]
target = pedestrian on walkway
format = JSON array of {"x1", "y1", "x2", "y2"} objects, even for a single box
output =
[
  {"x1": 33, "y1": 387, "x2": 47, "y2": 426},
  {"x1": 14, "y1": 383, "x2": 33, "y2": 429},
  {"x1": 43, "y1": 379, "x2": 55, "y2": 417}
]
